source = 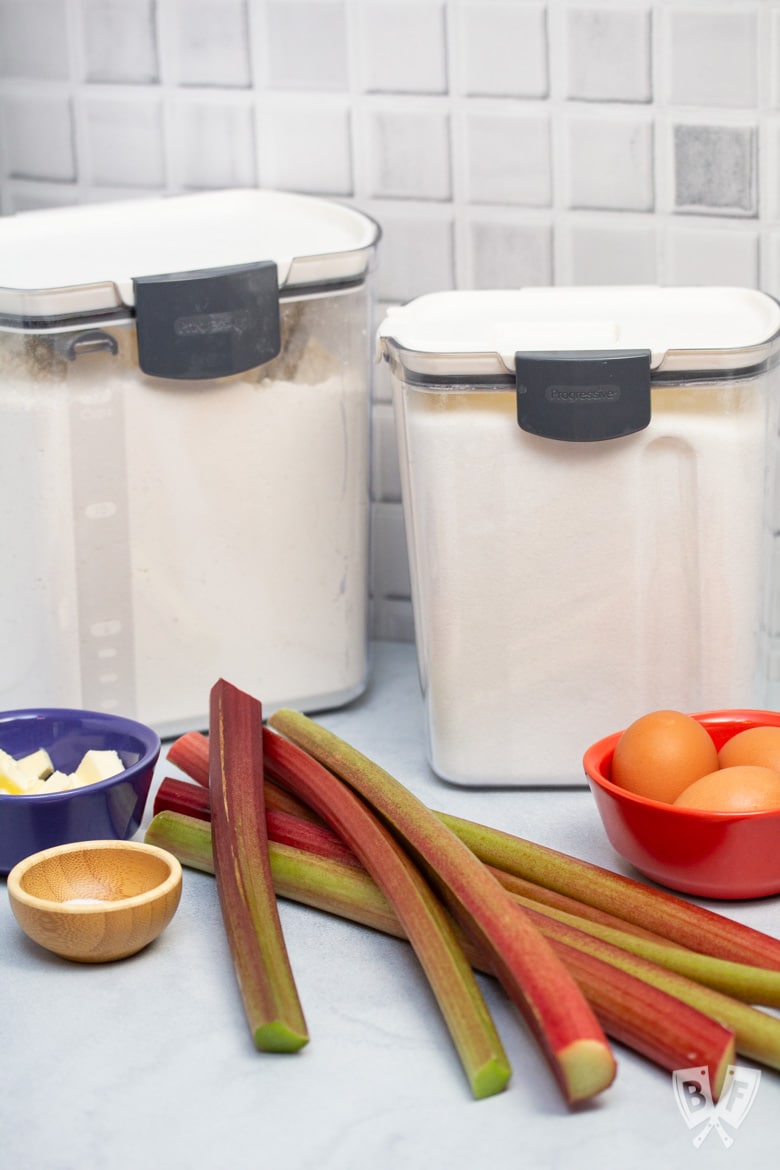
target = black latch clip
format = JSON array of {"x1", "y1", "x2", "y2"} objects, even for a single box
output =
[
  {"x1": 515, "y1": 349, "x2": 652, "y2": 442},
  {"x1": 133, "y1": 260, "x2": 281, "y2": 380}
]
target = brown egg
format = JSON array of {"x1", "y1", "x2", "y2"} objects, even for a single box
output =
[
  {"x1": 673, "y1": 765, "x2": 780, "y2": 812},
  {"x1": 718, "y1": 725, "x2": 780, "y2": 772},
  {"x1": 610, "y1": 709, "x2": 719, "y2": 803}
]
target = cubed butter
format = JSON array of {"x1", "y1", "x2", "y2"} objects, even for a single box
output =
[
  {"x1": 0, "y1": 748, "x2": 39, "y2": 793},
  {"x1": 40, "y1": 770, "x2": 75, "y2": 793},
  {"x1": 17, "y1": 748, "x2": 54, "y2": 782},
  {"x1": 74, "y1": 749, "x2": 125, "y2": 786}
]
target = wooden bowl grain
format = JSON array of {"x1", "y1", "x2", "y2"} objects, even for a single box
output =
[{"x1": 7, "y1": 840, "x2": 182, "y2": 962}]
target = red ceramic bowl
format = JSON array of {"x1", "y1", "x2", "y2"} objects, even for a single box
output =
[{"x1": 583, "y1": 709, "x2": 780, "y2": 900}]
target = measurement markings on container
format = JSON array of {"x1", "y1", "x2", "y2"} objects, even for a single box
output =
[{"x1": 69, "y1": 383, "x2": 137, "y2": 715}]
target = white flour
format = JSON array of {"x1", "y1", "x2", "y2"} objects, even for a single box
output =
[
  {"x1": 0, "y1": 307, "x2": 371, "y2": 733},
  {"x1": 125, "y1": 364, "x2": 370, "y2": 733},
  {"x1": 396, "y1": 381, "x2": 777, "y2": 785}
]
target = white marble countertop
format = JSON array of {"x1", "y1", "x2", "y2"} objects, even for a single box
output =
[{"x1": 3, "y1": 641, "x2": 780, "y2": 1170}]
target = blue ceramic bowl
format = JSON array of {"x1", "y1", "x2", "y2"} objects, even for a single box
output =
[{"x1": 0, "y1": 708, "x2": 160, "y2": 875}]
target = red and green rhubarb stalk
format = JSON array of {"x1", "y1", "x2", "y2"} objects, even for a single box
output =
[
  {"x1": 440, "y1": 811, "x2": 780, "y2": 972},
  {"x1": 154, "y1": 776, "x2": 357, "y2": 870},
  {"x1": 209, "y1": 680, "x2": 308, "y2": 1053},
  {"x1": 264, "y1": 727, "x2": 511, "y2": 1099},
  {"x1": 265, "y1": 712, "x2": 617, "y2": 1106},
  {"x1": 154, "y1": 776, "x2": 350, "y2": 863},
  {"x1": 154, "y1": 771, "x2": 780, "y2": 1009},
  {"x1": 146, "y1": 809, "x2": 738, "y2": 1099},
  {"x1": 505, "y1": 881, "x2": 780, "y2": 1009},
  {"x1": 165, "y1": 728, "x2": 780, "y2": 973},
  {"x1": 147, "y1": 810, "x2": 402, "y2": 937},
  {"x1": 167, "y1": 729, "x2": 317, "y2": 822},
  {"x1": 154, "y1": 776, "x2": 212, "y2": 820},
  {"x1": 544, "y1": 941, "x2": 735, "y2": 1100},
  {"x1": 155, "y1": 773, "x2": 691, "y2": 952},
  {"x1": 167, "y1": 730, "x2": 210, "y2": 786},
  {"x1": 522, "y1": 902, "x2": 780, "y2": 1074}
]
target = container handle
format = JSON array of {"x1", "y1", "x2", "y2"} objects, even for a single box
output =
[{"x1": 60, "y1": 330, "x2": 120, "y2": 361}]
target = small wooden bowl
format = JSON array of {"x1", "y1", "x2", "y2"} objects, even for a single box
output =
[{"x1": 7, "y1": 840, "x2": 182, "y2": 962}]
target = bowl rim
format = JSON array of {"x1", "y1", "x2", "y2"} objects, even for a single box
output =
[
  {"x1": 583, "y1": 708, "x2": 780, "y2": 822},
  {"x1": 0, "y1": 706, "x2": 161, "y2": 803},
  {"x1": 7, "y1": 839, "x2": 182, "y2": 914}
]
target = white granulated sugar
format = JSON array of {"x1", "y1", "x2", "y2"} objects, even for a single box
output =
[{"x1": 397, "y1": 383, "x2": 774, "y2": 785}]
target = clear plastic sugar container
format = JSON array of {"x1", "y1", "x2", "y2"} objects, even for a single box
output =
[{"x1": 378, "y1": 287, "x2": 780, "y2": 786}]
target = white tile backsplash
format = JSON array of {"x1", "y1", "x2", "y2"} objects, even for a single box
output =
[
  {"x1": 371, "y1": 402, "x2": 402, "y2": 503},
  {"x1": 365, "y1": 106, "x2": 451, "y2": 201},
  {"x1": 664, "y1": 6, "x2": 758, "y2": 109},
  {"x1": 166, "y1": 0, "x2": 251, "y2": 88},
  {"x1": 1, "y1": 90, "x2": 76, "y2": 181},
  {"x1": 759, "y1": 230, "x2": 780, "y2": 301},
  {"x1": 80, "y1": 0, "x2": 159, "y2": 84},
  {"x1": 457, "y1": 1, "x2": 549, "y2": 98},
  {"x1": 370, "y1": 594, "x2": 415, "y2": 642},
  {"x1": 664, "y1": 222, "x2": 759, "y2": 286},
  {"x1": 371, "y1": 209, "x2": 455, "y2": 301},
  {"x1": 1, "y1": 180, "x2": 80, "y2": 212},
  {"x1": 262, "y1": 1, "x2": 349, "y2": 91},
  {"x1": 169, "y1": 95, "x2": 256, "y2": 188},
  {"x1": 370, "y1": 501, "x2": 411, "y2": 600},
  {"x1": 564, "y1": 5, "x2": 652, "y2": 103},
  {"x1": 673, "y1": 121, "x2": 757, "y2": 216},
  {"x1": 0, "y1": 0, "x2": 70, "y2": 81},
  {"x1": 357, "y1": 1, "x2": 447, "y2": 94},
  {"x1": 564, "y1": 218, "x2": 658, "y2": 285},
  {"x1": 565, "y1": 111, "x2": 654, "y2": 211},
  {"x1": 258, "y1": 99, "x2": 352, "y2": 194},
  {"x1": 467, "y1": 216, "x2": 553, "y2": 288},
  {"x1": 82, "y1": 94, "x2": 165, "y2": 188},
  {"x1": 770, "y1": 8, "x2": 780, "y2": 109},
  {"x1": 463, "y1": 107, "x2": 552, "y2": 207},
  {"x1": 3, "y1": 0, "x2": 780, "y2": 640}
]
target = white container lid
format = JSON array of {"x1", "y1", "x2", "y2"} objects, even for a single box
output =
[
  {"x1": 0, "y1": 189, "x2": 379, "y2": 324},
  {"x1": 378, "y1": 287, "x2": 780, "y2": 377}
]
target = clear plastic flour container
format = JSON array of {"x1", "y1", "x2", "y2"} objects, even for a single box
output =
[
  {"x1": 0, "y1": 189, "x2": 379, "y2": 734},
  {"x1": 378, "y1": 287, "x2": 780, "y2": 786}
]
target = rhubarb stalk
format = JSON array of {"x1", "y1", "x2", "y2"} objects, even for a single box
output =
[
  {"x1": 164, "y1": 732, "x2": 780, "y2": 973},
  {"x1": 209, "y1": 680, "x2": 308, "y2": 1053},
  {"x1": 147, "y1": 809, "x2": 402, "y2": 936},
  {"x1": 263, "y1": 728, "x2": 512, "y2": 1099},
  {"x1": 440, "y1": 811, "x2": 780, "y2": 972},
  {"x1": 155, "y1": 773, "x2": 670, "y2": 946},
  {"x1": 146, "y1": 809, "x2": 737, "y2": 1098},
  {"x1": 154, "y1": 772, "x2": 780, "y2": 1009},
  {"x1": 167, "y1": 730, "x2": 317, "y2": 821},
  {"x1": 155, "y1": 775, "x2": 358, "y2": 866},
  {"x1": 522, "y1": 903, "x2": 780, "y2": 1073},
  {"x1": 166, "y1": 730, "x2": 210, "y2": 785},
  {"x1": 266, "y1": 711, "x2": 617, "y2": 1106},
  {"x1": 154, "y1": 776, "x2": 211, "y2": 820},
  {"x1": 506, "y1": 884, "x2": 780, "y2": 1009}
]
